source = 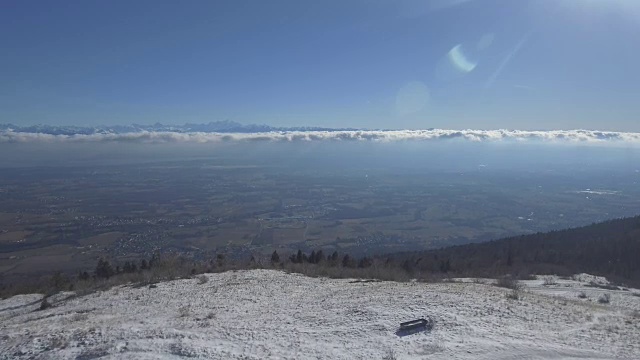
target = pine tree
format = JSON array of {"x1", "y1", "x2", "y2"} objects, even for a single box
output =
[
  {"x1": 96, "y1": 258, "x2": 114, "y2": 279},
  {"x1": 331, "y1": 251, "x2": 339, "y2": 262},
  {"x1": 271, "y1": 250, "x2": 280, "y2": 263},
  {"x1": 78, "y1": 271, "x2": 90, "y2": 281},
  {"x1": 402, "y1": 259, "x2": 413, "y2": 274},
  {"x1": 439, "y1": 259, "x2": 451, "y2": 273},
  {"x1": 342, "y1": 254, "x2": 351, "y2": 268},
  {"x1": 358, "y1": 257, "x2": 372, "y2": 268},
  {"x1": 149, "y1": 253, "x2": 159, "y2": 268},
  {"x1": 51, "y1": 271, "x2": 69, "y2": 291}
]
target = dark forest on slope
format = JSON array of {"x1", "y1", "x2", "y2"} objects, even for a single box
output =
[
  {"x1": 3, "y1": 215, "x2": 640, "y2": 299},
  {"x1": 389, "y1": 216, "x2": 640, "y2": 285}
]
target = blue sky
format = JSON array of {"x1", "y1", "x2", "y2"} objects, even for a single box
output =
[{"x1": 1, "y1": 0, "x2": 639, "y2": 130}]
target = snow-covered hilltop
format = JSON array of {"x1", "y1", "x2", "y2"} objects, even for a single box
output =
[{"x1": 1, "y1": 270, "x2": 639, "y2": 359}]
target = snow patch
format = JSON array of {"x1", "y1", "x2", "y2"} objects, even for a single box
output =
[
  {"x1": 572, "y1": 273, "x2": 610, "y2": 286},
  {"x1": 1, "y1": 270, "x2": 639, "y2": 359}
]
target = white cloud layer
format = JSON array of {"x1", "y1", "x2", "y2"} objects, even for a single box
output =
[{"x1": 2, "y1": 129, "x2": 640, "y2": 145}]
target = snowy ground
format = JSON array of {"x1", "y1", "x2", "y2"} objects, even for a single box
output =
[{"x1": 1, "y1": 270, "x2": 639, "y2": 359}]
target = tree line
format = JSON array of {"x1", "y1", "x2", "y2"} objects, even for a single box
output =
[
  {"x1": 389, "y1": 215, "x2": 640, "y2": 286},
  {"x1": 3, "y1": 215, "x2": 640, "y2": 298}
]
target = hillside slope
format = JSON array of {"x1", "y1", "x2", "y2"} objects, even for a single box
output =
[
  {"x1": 392, "y1": 216, "x2": 640, "y2": 284},
  {"x1": 1, "y1": 270, "x2": 639, "y2": 359}
]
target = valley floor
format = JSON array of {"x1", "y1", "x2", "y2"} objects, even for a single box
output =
[{"x1": 1, "y1": 270, "x2": 639, "y2": 359}]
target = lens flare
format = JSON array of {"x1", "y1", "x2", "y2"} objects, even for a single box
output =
[{"x1": 448, "y1": 45, "x2": 477, "y2": 73}]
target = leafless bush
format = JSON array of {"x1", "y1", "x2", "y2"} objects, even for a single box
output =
[
  {"x1": 71, "y1": 279, "x2": 100, "y2": 297},
  {"x1": 496, "y1": 276, "x2": 522, "y2": 290},
  {"x1": 115, "y1": 271, "x2": 146, "y2": 285},
  {"x1": 519, "y1": 273, "x2": 537, "y2": 281},
  {"x1": 178, "y1": 305, "x2": 190, "y2": 318},
  {"x1": 577, "y1": 291, "x2": 587, "y2": 299},
  {"x1": 71, "y1": 312, "x2": 89, "y2": 322},
  {"x1": 506, "y1": 289, "x2": 522, "y2": 300},
  {"x1": 604, "y1": 324, "x2": 620, "y2": 333},
  {"x1": 39, "y1": 297, "x2": 52, "y2": 311},
  {"x1": 382, "y1": 349, "x2": 397, "y2": 360},
  {"x1": 48, "y1": 335, "x2": 69, "y2": 350},
  {"x1": 169, "y1": 341, "x2": 197, "y2": 357},
  {"x1": 417, "y1": 341, "x2": 446, "y2": 355},
  {"x1": 598, "y1": 293, "x2": 611, "y2": 304},
  {"x1": 197, "y1": 275, "x2": 208, "y2": 284},
  {"x1": 543, "y1": 276, "x2": 557, "y2": 286},
  {"x1": 76, "y1": 348, "x2": 109, "y2": 359}
]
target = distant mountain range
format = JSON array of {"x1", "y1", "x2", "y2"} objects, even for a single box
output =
[
  {"x1": 3, "y1": 122, "x2": 639, "y2": 144},
  {"x1": 0, "y1": 121, "x2": 361, "y2": 135}
]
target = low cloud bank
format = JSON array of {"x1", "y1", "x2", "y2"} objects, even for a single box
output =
[{"x1": 2, "y1": 129, "x2": 640, "y2": 145}]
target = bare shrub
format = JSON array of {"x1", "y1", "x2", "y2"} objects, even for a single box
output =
[
  {"x1": 49, "y1": 271, "x2": 72, "y2": 293},
  {"x1": 72, "y1": 279, "x2": 99, "y2": 297},
  {"x1": 577, "y1": 291, "x2": 587, "y2": 299},
  {"x1": 506, "y1": 289, "x2": 522, "y2": 300},
  {"x1": 48, "y1": 335, "x2": 69, "y2": 350},
  {"x1": 178, "y1": 305, "x2": 190, "y2": 318},
  {"x1": 76, "y1": 348, "x2": 109, "y2": 359},
  {"x1": 197, "y1": 275, "x2": 208, "y2": 285},
  {"x1": 39, "y1": 297, "x2": 52, "y2": 311},
  {"x1": 519, "y1": 274, "x2": 537, "y2": 281},
  {"x1": 71, "y1": 312, "x2": 89, "y2": 322},
  {"x1": 417, "y1": 341, "x2": 446, "y2": 355},
  {"x1": 115, "y1": 271, "x2": 145, "y2": 285},
  {"x1": 496, "y1": 276, "x2": 522, "y2": 290},
  {"x1": 604, "y1": 324, "x2": 620, "y2": 333},
  {"x1": 543, "y1": 276, "x2": 557, "y2": 286},
  {"x1": 598, "y1": 293, "x2": 611, "y2": 304},
  {"x1": 169, "y1": 341, "x2": 197, "y2": 357},
  {"x1": 382, "y1": 349, "x2": 397, "y2": 360}
]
